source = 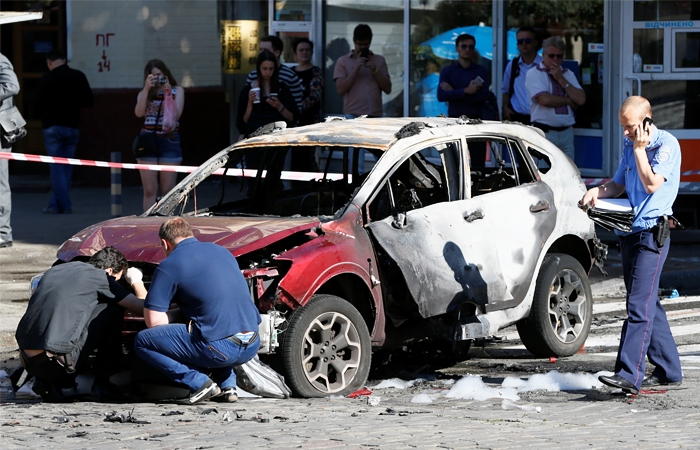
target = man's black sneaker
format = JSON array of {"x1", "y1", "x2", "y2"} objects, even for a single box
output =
[
  {"x1": 175, "y1": 380, "x2": 220, "y2": 405},
  {"x1": 212, "y1": 387, "x2": 238, "y2": 403},
  {"x1": 641, "y1": 375, "x2": 682, "y2": 388}
]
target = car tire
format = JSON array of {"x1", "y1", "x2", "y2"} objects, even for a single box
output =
[
  {"x1": 282, "y1": 294, "x2": 371, "y2": 398},
  {"x1": 516, "y1": 253, "x2": 592, "y2": 357}
]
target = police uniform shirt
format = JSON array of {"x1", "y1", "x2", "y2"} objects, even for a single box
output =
[{"x1": 612, "y1": 126, "x2": 681, "y2": 234}]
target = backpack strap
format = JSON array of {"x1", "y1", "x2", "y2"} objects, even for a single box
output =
[{"x1": 508, "y1": 56, "x2": 520, "y2": 96}]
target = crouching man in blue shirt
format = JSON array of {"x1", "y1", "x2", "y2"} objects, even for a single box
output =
[
  {"x1": 581, "y1": 96, "x2": 682, "y2": 394},
  {"x1": 134, "y1": 217, "x2": 261, "y2": 404}
]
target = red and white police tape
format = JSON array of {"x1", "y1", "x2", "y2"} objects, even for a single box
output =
[
  {"x1": 0, "y1": 151, "x2": 345, "y2": 182},
  {"x1": 2, "y1": 151, "x2": 699, "y2": 184}
]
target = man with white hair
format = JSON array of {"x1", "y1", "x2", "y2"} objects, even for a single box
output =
[{"x1": 526, "y1": 35, "x2": 585, "y2": 160}]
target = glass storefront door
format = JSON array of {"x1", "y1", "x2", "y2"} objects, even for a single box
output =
[{"x1": 623, "y1": 0, "x2": 700, "y2": 182}]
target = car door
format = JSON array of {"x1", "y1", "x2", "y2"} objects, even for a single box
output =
[
  {"x1": 467, "y1": 137, "x2": 557, "y2": 310},
  {"x1": 367, "y1": 140, "x2": 510, "y2": 319}
]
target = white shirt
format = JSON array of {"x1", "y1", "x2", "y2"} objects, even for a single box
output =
[
  {"x1": 526, "y1": 62, "x2": 581, "y2": 127},
  {"x1": 501, "y1": 54, "x2": 542, "y2": 115}
]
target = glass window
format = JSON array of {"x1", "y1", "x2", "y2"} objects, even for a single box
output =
[
  {"x1": 323, "y1": 1, "x2": 405, "y2": 117},
  {"x1": 274, "y1": 0, "x2": 312, "y2": 21},
  {"x1": 410, "y1": 0, "x2": 493, "y2": 117},
  {"x1": 504, "y1": 0, "x2": 604, "y2": 129},
  {"x1": 633, "y1": 0, "x2": 700, "y2": 22},
  {"x1": 634, "y1": 29, "x2": 664, "y2": 72},
  {"x1": 367, "y1": 141, "x2": 460, "y2": 222},
  {"x1": 466, "y1": 137, "x2": 536, "y2": 197},
  {"x1": 675, "y1": 32, "x2": 700, "y2": 70},
  {"x1": 643, "y1": 80, "x2": 700, "y2": 129}
]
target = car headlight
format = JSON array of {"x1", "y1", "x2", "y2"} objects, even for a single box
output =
[{"x1": 29, "y1": 272, "x2": 44, "y2": 296}]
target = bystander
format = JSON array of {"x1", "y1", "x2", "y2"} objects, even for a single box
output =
[
  {"x1": 0, "y1": 52, "x2": 19, "y2": 248},
  {"x1": 501, "y1": 27, "x2": 541, "y2": 124}
]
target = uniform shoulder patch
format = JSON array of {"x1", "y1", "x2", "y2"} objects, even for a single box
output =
[{"x1": 657, "y1": 146, "x2": 672, "y2": 163}]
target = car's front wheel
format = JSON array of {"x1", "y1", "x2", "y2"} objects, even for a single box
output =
[
  {"x1": 517, "y1": 253, "x2": 592, "y2": 357},
  {"x1": 282, "y1": 295, "x2": 371, "y2": 397}
]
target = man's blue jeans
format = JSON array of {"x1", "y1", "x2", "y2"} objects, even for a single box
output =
[
  {"x1": 44, "y1": 126, "x2": 79, "y2": 212},
  {"x1": 134, "y1": 324, "x2": 259, "y2": 392}
]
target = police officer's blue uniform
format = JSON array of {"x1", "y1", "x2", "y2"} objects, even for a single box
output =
[{"x1": 612, "y1": 126, "x2": 683, "y2": 389}]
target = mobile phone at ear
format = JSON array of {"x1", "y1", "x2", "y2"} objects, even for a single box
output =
[{"x1": 643, "y1": 117, "x2": 653, "y2": 128}]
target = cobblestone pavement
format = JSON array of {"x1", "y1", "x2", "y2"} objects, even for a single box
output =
[{"x1": 2, "y1": 371, "x2": 699, "y2": 450}]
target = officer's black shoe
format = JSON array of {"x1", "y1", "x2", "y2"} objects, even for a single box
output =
[
  {"x1": 598, "y1": 374, "x2": 639, "y2": 395},
  {"x1": 31, "y1": 378, "x2": 75, "y2": 403},
  {"x1": 641, "y1": 375, "x2": 682, "y2": 388}
]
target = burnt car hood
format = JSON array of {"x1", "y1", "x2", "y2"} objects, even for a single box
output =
[{"x1": 57, "y1": 216, "x2": 321, "y2": 264}]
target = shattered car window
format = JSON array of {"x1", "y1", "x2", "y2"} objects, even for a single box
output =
[
  {"x1": 172, "y1": 145, "x2": 380, "y2": 218},
  {"x1": 367, "y1": 142, "x2": 461, "y2": 222},
  {"x1": 468, "y1": 137, "x2": 537, "y2": 197}
]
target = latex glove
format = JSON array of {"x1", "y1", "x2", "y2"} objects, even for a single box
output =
[{"x1": 125, "y1": 267, "x2": 143, "y2": 284}]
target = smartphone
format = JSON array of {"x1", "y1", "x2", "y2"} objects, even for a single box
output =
[
  {"x1": 473, "y1": 76, "x2": 484, "y2": 86},
  {"x1": 359, "y1": 48, "x2": 369, "y2": 59},
  {"x1": 157, "y1": 76, "x2": 167, "y2": 86},
  {"x1": 643, "y1": 117, "x2": 653, "y2": 128}
]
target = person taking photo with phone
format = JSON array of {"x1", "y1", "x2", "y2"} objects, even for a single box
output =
[
  {"x1": 334, "y1": 24, "x2": 391, "y2": 118},
  {"x1": 134, "y1": 59, "x2": 185, "y2": 211},
  {"x1": 581, "y1": 96, "x2": 682, "y2": 395}
]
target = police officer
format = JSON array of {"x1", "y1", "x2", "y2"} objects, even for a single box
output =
[{"x1": 582, "y1": 96, "x2": 682, "y2": 394}]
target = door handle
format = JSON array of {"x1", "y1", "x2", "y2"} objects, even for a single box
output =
[
  {"x1": 530, "y1": 200, "x2": 550, "y2": 213},
  {"x1": 464, "y1": 210, "x2": 484, "y2": 222}
]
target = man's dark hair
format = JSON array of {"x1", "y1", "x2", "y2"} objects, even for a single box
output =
[
  {"x1": 159, "y1": 217, "x2": 194, "y2": 243},
  {"x1": 293, "y1": 37, "x2": 314, "y2": 53},
  {"x1": 88, "y1": 246, "x2": 128, "y2": 273},
  {"x1": 353, "y1": 24, "x2": 373, "y2": 42},
  {"x1": 517, "y1": 27, "x2": 540, "y2": 49},
  {"x1": 261, "y1": 35, "x2": 284, "y2": 53},
  {"x1": 46, "y1": 49, "x2": 65, "y2": 62},
  {"x1": 455, "y1": 34, "x2": 475, "y2": 47}
]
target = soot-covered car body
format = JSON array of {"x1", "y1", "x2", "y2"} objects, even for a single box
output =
[{"x1": 56, "y1": 117, "x2": 606, "y2": 398}]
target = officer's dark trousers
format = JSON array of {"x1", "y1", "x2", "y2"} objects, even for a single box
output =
[{"x1": 615, "y1": 229, "x2": 682, "y2": 388}]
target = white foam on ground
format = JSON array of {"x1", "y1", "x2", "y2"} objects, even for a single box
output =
[
  {"x1": 410, "y1": 393, "x2": 433, "y2": 404},
  {"x1": 372, "y1": 378, "x2": 418, "y2": 389},
  {"x1": 503, "y1": 370, "x2": 613, "y2": 392},
  {"x1": 444, "y1": 375, "x2": 520, "y2": 401}
]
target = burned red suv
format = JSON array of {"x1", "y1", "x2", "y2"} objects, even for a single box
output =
[{"x1": 55, "y1": 118, "x2": 606, "y2": 397}]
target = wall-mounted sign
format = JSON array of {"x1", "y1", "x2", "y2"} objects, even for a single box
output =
[
  {"x1": 588, "y1": 43, "x2": 604, "y2": 53},
  {"x1": 221, "y1": 20, "x2": 267, "y2": 75},
  {"x1": 643, "y1": 64, "x2": 663, "y2": 72}
]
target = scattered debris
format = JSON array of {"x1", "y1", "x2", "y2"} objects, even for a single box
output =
[
  {"x1": 2, "y1": 420, "x2": 20, "y2": 426},
  {"x1": 235, "y1": 412, "x2": 269, "y2": 423},
  {"x1": 67, "y1": 431, "x2": 88, "y2": 438},
  {"x1": 347, "y1": 387, "x2": 372, "y2": 398},
  {"x1": 104, "y1": 408, "x2": 151, "y2": 424},
  {"x1": 53, "y1": 416, "x2": 71, "y2": 423},
  {"x1": 161, "y1": 410, "x2": 185, "y2": 416},
  {"x1": 273, "y1": 416, "x2": 289, "y2": 421},
  {"x1": 549, "y1": 357, "x2": 557, "y2": 363},
  {"x1": 196, "y1": 407, "x2": 218, "y2": 415},
  {"x1": 501, "y1": 399, "x2": 541, "y2": 412},
  {"x1": 366, "y1": 396, "x2": 381, "y2": 406}
]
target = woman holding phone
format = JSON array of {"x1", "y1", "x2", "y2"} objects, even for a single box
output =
[
  {"x1": 134, "y1": 59, "x2": 185, "y2": 211},
  {"x1": 236, "y1": 50, "x2": 298, "y2": 139}
]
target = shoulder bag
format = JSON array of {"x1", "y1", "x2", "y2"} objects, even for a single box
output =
[
  {"x1": 132, "y1": 100, "x2": 163, "y2": 159},
  {"x1": 0, "y1": 104, "x2": 27, "y2": 148}
]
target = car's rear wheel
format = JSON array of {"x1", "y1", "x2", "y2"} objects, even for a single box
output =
[
  {"x1": 516, "y1": 253, "x2": 592, "y2": 357},
  {"x1": 282, "y1": 295, "x2": 371, "y2": 398}
]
